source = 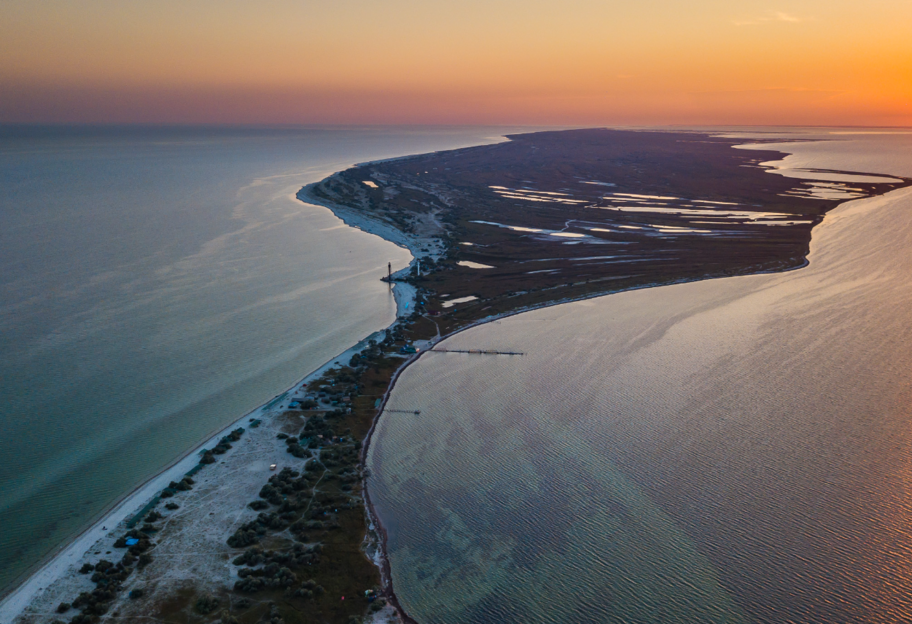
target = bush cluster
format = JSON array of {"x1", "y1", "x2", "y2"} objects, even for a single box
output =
[
  {"x1": 285, "y1": 436, "x2": 307, "y2": 458},
  {"x1": 49, "y1": 424, "x2": 259, "y2": 621},
  {"x1": 208, "y1": 427, "x2": 246, "y2": 457},
  {"x1": 215, "y1": 611, "x2": 239, "y2": 624},
  {"x1": 168, "y1": 476, "x2": 194, "y2": 492},
  {"x1": 227, "y1": 510, "x2": 292, "y2": 547},
  {"x1": 230, "y1": 543, "x2": 322, "y2": 594},
  {"x1": 59, "y1": 514, "x2": 163, "y2": 621},
  {"x1": 291, "y1": 578, "x2": 325, "y2": 600},
  {"x1": 234, "y1": 564, "x2": 297, "y2": 592},
  {"x1": 194, "y1": 594, "x2": 219, "y2": 615},
  {"x1": 259, "y1": 602, "x2": 286, "y2": 624}
]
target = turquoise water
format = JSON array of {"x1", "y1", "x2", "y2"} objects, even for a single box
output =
[
  {"x1": 0, "y1": 125, "x2": 516, "y2": 594},
  {"x1": 370, "y1": 133, "x2": 912, "y2": 623}
]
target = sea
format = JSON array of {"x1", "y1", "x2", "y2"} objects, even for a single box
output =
[
  {"x1": 0, "y1": 124, "x2": 518, "y2": 595},
  {"x1": 368, "y1": 131, "x2": 912, "y2": 623}
]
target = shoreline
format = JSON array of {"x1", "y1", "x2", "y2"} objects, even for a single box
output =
[
  {"x1": 355, "y1": 265, "x2": 812, "y2": 623},
  {"x1": 0, "y1": 264, "x2": 415, "y2": 622},
  {"x1": 354, "y1": 144, "x2": 912, "y2": 621},
  {"x1": 0, "y1": 148, "x2": 435, "y2": 623},
  {"x1": 6, "y1": 129, "x2": 903, "y2": 624},
  {"x1": 298, "y1": 182, "x2": 438, "y2": 266},
  {"x1": 320, "y1": 136, "x2": 909, "y2": 624}
]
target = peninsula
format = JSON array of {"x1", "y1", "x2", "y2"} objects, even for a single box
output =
[{"x1": 5, "y1": 129, "x2": 907, "y2": 624}]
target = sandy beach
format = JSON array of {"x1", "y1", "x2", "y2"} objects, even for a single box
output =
[
  {"x1": 0, "y1": 273, "x2": 416, "y2": 623},
  {"x1": 0, "y1": 150, "x2": 439, "y2": 623},
  {"x1": 297, "y1": 182, "x2": 449, "y2": 265}
]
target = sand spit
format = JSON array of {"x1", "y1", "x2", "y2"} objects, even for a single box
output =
[{"x1": 9, "y1": 130, "x2": 899, "y2": 624}]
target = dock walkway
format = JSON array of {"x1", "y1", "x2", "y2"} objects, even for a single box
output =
[{"x1": 430, "y1": 348, "x2": 524, "y2": 356}]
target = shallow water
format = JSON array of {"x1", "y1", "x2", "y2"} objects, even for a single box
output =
[
  {"x1": 370, "y1": 132, "x2": 912, "y2": 622},
  {"x1": 0, "y1": 125, "x2": 517, "y2": 594}
]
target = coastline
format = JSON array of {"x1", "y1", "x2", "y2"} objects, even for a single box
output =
[
  {"x1": 299, "y1": 181, "x2": 429, "y2": 623},
  {"x1": 0, "y1": 266, "x2": 415, "y2": 623},
  {"x1": 6, "y1": 129, "x2": 905, "y2": 624},
  {"x1": 0, "y1": 148, "x2": 436, "y2": 623},
  {"x1": 0, "y1": 314, "x2": 405, "y2": 622},
  {"x1": 307, "y1": 135, "x2": 910, "y2": 624},
  {"x1": 359, "y1": 143, "x2": 912, "y2": 622},
  {"x1": 298, "y1": 182, "x2": 439, "y2": 264}
]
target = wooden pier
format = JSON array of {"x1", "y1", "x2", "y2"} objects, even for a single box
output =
[{"x1": 430, "y1": 348, "x2": 524, "y2": 356}]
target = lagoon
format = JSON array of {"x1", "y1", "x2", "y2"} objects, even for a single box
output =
[{"x1": 369, "y1": 132, "x2": 912, "y2": 623}]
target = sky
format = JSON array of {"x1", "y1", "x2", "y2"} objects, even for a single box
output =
[{"x1": 1, "y1": 0, "x2": 910, "y2": 126}]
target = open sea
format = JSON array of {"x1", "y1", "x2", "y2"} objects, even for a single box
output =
[
  {"x1": 369, "y1": 131, "x2": 912, "y2": 623},
  {"x1": 0, "y1": 125, "x2": 516, "y2": 595}
]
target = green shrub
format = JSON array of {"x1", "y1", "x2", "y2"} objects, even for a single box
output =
[
  {"x1": 194, "y1": 595, "x2": 219, "y2": 615},
  {"x1": 216, "y1": 611, "x2": 239, "y2": 624}
]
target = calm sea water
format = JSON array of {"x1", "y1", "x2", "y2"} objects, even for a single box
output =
[
  {"x1": 0, "y1": 125, "x2": 518, "y2": 594},
  {"x1": 369, "y1": 132, "x2": 912, "y2": 623}
]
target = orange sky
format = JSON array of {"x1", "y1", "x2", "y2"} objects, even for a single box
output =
[{"x1": 1, "y1": 0, "x2": 910, "y2": 125}]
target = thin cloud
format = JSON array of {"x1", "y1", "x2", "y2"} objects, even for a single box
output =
[
  {"x1": 733, "y1": 11, "x2": 805, "y2": 26},
  {"x1": 689, "y1": 87, "x2": 842, "y2": 96},
  {"x1": 774, "y1": 12, "x2": 802, "y2": 22}
]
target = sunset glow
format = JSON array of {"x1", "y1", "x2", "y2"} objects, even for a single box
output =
[{"x1": 2, "y1": 0, "x2": 910, "y2": 125}]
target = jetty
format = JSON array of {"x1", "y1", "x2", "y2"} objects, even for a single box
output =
[{"x1": 430, "y1": 348, "x2": 524, "y2": 356}]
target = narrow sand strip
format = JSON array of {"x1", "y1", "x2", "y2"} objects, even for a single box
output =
[{"x1": 0, "y1": 280, "x2": 414, "y2": 621}]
